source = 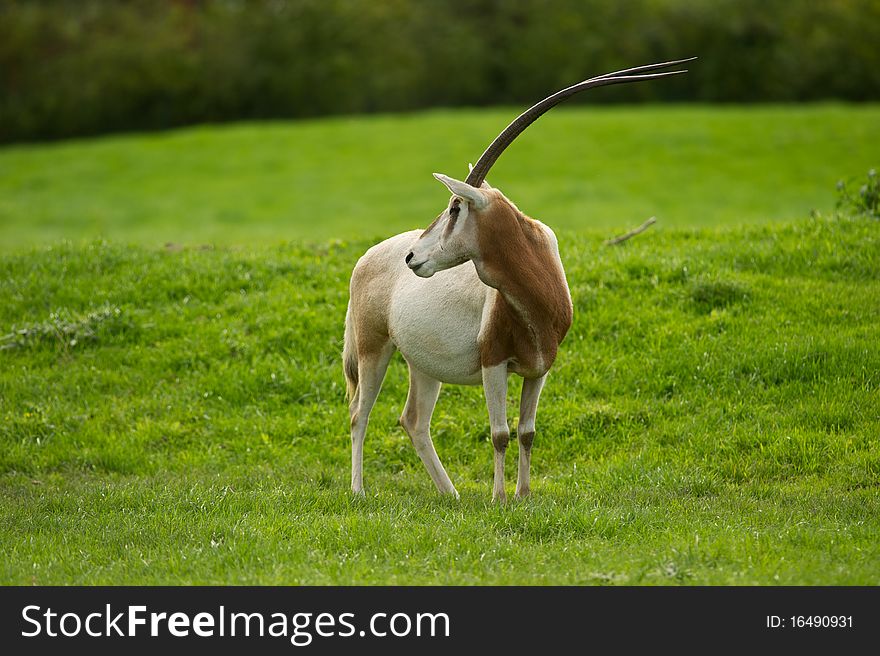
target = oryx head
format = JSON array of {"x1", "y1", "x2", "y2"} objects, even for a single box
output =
[
  {"x1": 404, "y1": 171, "x2": 490, "y2": 278},
  {"x1": 405, "y1": 57, "x2": 694, "y2": 278}
]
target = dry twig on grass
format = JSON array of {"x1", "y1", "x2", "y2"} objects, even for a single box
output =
[{"x1": 604, "y1": 217, "x2": 657, "y2": 246}]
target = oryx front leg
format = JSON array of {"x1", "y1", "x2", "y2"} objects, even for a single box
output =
[
  {"x1": 350, "y1": 343, "x2": 394, "y2": 495},
  {"x1": 482, "y1": 363, "x2": 509, "y2": 502},
  {"x1": 516, "y1": 374, "x2": 547, "y2": 499},
  {"x1": 399, "y1": 364, "x2": 458, "y2": 497}
]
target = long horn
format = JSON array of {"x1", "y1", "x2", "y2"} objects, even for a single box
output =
[{"x1": 464, "y1": 57, "x2": 696, "y2": 188}]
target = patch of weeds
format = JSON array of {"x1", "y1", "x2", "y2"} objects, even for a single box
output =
[
  {"x1": 312, "y1": 469, "x2": 335, "y2": 490},
  {"x1": 557, "y1": 402, "x2": 650, "y2": 441},
  {"x1": 662, "y1": 263, "x2": 691, "y2": 285},
  {"x1": 753, "y1": 346, "x2": 839, "y2": 386},
  {"x1": 808, "y1": 409, "x2": 856, "y2": 435},
  {"x1": 1, "y1": 305, "x2": 134, "y2": 352},
  {"x1": 836, "y1": 168, "x2": 879, "y2": 219},
  {"x1": 677, "y1": 472, "x2": 720, "y2": 498},
  {"x1": 625, "y1": 261, "x2": 653, "y2": 281},
  {"x1": 0, "y1": 404, "x2": 57, "y2": 444},
  {"x1": 689, "y1": 279, "x2": 748, "y2": 314}
]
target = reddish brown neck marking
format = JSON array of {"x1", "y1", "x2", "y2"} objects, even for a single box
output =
[{"x1": 474, "y1": 193, "x2": 573, "y2": 375}]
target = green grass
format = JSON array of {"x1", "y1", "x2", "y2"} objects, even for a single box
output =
[
  {"x1": 0, "y1": 104, "x2": 878, "y2": 249},
  {"x1": 2, "y1": 212, "x2": 878, "y2": 584},
  {"x1": 2, "y1": 105, "x2": 878, "y2": 584}
]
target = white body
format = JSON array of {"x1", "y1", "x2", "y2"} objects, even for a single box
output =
[{"x1": 389, "y1": 231, "x2": 492, "y2": 385}]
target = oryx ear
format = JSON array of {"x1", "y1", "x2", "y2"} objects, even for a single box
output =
[
  {"x1": 468, "y1": 163, "x2": 491, "y2": 189},
  {"x1": 433, "y1": 173, "x2": 489, "y2": 210}
]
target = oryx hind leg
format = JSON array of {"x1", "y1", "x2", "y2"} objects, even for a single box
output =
[
  {"x1": 399, "y1": 363, "x2": 458, "y2": 497},
  {"x1": 350, "y1": 341, "x2": 394, "y2": 495}
]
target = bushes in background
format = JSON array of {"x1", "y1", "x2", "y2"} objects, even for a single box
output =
[{"x1": 2, "y1": 0, "x2": 879, "y2": 143}]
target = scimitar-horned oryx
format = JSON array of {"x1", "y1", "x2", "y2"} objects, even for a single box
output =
[{"x1": 344, "y1": 58, "x2": 693, "y2": 500}]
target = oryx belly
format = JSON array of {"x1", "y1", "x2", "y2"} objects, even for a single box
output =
[{"x1": 390, "y1": 263, "x2": 489, "y2": 385}]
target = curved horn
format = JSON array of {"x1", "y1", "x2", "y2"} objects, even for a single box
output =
[{"x1": 464, "y1": 57, "x2": 696, "y2": 188}]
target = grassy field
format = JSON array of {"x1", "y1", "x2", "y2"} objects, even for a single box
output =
[
  {"x1": 2, "y1": 219, "x2": 879, "y2": 584},
  {"x1": 1, "y1": 105, "x2": 878, "y2": 584},
  {"x1": 0, "y1": 104, "x2": 877, "y2": 248}
]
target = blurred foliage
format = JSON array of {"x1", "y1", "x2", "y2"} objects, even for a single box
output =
[
  {"x1": 837, "y1": 168, "x2": 880, "y2": 219},
  {"x1": 2, "y1": 0, "x2": 880, "y2": 142}
]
